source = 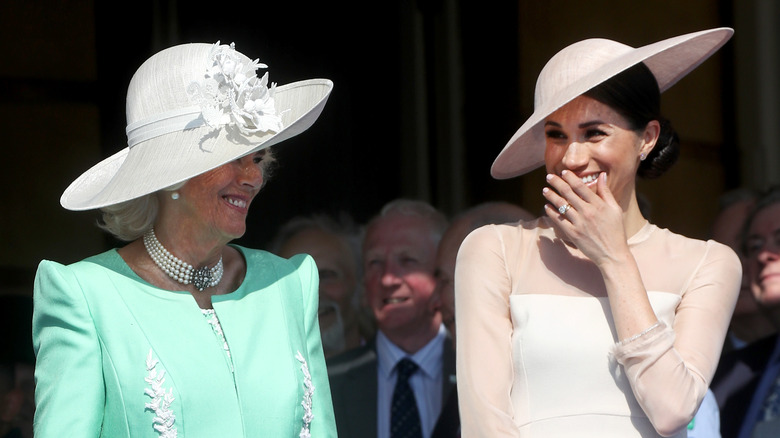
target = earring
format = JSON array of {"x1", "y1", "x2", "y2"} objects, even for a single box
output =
[
  {"x1": 639, "y1": 153, "x2": 647, "y2": 161},
  {"x1": 171, "y1": 192, "x2": 180, "y2": 200}
]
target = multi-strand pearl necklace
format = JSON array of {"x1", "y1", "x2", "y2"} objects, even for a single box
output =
[{"x1": 143, "y1": 228, "x2": 224, "y2": 292}]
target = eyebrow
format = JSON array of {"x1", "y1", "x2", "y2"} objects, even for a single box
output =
[{"x1": 544, "y1": 120, "x2": 606, "y2": 129}]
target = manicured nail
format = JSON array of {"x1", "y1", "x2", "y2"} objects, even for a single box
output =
[{"x1": 546, "y1": 174, "x2": 553, "y2": 181}]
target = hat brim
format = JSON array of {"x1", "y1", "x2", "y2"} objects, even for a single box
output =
[
  {"x1": 61, "y1": 78, "x2": 333, "y2": 211},
  {"x1": 490, "y1": 27, "x2": 733, "y2": 180}
]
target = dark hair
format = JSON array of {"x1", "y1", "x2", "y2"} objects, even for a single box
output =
[{"x1": 584, "y1": 62, "x2": 679, "y2": 179}]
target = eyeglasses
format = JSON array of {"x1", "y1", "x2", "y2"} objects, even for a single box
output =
[{"x1": 744, "y1": 228, "x2": 780, "y2": 259}]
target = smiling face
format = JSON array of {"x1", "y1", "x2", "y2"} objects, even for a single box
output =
[
  {"x1": 745, "y1": 202, "x2": 780, "y2": 307},
  {"x1": 159, "y1": 150, "x2": 269, "y2": 243},
  {"x1": 363, "y1": 212, "x2": 441, "y2": 349},
  {"x1": 543, "y1": 95, "x2": 658, "y2": 210}
]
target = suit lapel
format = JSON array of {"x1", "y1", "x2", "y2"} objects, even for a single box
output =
[{"x1": 441, "y1": 337, "x2": 457, "y2": 400}]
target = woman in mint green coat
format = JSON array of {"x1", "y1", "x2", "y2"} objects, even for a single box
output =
[{"x1": 32, "y1": 41, "x2": 336, "y2": 437}]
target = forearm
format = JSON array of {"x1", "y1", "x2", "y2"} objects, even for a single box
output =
[
  {"x1": 609, "y1": 242, "x2": 742, "y2": 435},
  {"x1": 598, "y1": 249, "x2": 659, "y2": 342},
  {"x1": 613, "y1": 322, "x2": 705, "y2": 435},
  {"x1": 599, "y1": 249, "x2": 699, "y2": 435}
]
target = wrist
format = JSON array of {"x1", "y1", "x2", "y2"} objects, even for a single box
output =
[{"x1": 594, "y1": 245, "x2": 633, "y2": 270}]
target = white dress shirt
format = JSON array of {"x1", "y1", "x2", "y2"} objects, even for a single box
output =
[{"x1": 376, "y1": 325, "x2": 447, "y2": 438}]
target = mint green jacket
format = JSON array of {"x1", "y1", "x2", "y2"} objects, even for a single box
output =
[{"x1": 32, "y1": 247, "x2": 336, "y2": 437}]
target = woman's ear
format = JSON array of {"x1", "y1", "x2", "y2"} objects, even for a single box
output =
[{"x1": 640, "y1": 120, "x2": 661, "y2": 158}]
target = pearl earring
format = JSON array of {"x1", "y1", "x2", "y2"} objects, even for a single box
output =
[
  {"x1": 171, "y1": 192, "x2": 180, "y2": 200},
  {"x1": 639, "y1": 153, "x2": 647, "y2": 161}
]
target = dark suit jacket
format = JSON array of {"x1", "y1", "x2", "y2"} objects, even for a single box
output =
[
  {"x1": 430, "y1": 387, "x2": 460, "y2": 438},
  {"x1": 711, "y1": 334, "x2": 780, "y2": 438},
  {"x1": 327, "y1": 336, "x2": 457, "y2": 438}
]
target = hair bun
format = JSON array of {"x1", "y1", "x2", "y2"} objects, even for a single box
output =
[{"x1": 639, "y1": 117, "x2": 679, "y2": 179}]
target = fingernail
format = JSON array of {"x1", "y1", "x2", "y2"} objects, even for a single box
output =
[
  {"x1": 546, "y1": 174, "x2": 553, "y2": 181},
  {"x1": 561, "y1": 170, "x2": 568, "y2": 176},
  {"x1": 542, "y1": 187, "x2": 549, "y2": 194}
]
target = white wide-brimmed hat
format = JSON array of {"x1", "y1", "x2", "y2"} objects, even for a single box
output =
[
  {"x1": 491, "y1": 27, "x2": 733, "y2": 180},
  {"x1": 61, "y1": 42, "x2": 334, "y2": 210}
]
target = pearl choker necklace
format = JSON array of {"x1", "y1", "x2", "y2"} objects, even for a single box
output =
[{"x1": 143, "y1": 228, "x2": 224, "y2": 292}]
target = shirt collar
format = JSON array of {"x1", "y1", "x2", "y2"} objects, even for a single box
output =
[{"x1": 376, "y1": 324, "x2": 447, "y2": 379}]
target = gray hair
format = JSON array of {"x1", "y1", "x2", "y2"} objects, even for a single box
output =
[{"x1": 368, "y1": 198, "x2": 449, "y2": 245}]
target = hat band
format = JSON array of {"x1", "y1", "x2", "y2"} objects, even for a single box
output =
[{"x1": 126, "y1": 106, "x2": 207, "y2": 148}]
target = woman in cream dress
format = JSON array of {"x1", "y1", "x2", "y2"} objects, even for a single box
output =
[{"x1": 455, "y1": 28, "x2": 741, "y2": 437}]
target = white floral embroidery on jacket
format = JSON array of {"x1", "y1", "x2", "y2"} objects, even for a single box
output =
[
  {"x1": 296, "y1": 351, "x2": 315, "y2": 438},
  {"x1": 144, "y1": 349, "x2": 177, "y2": 437}
]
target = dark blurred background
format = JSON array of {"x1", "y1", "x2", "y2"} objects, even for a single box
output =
[{"x1": 2, "y1": 0, "x2": 780, "y2": 296}]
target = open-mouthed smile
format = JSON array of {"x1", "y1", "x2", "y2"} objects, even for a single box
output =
[{"x1": 224, "y1": 196, "x2": 248, "y2": 209}]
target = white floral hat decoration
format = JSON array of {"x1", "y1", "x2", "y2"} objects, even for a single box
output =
[
  {"x1": 491, "y1": 27, "x2": 733, "y2": 179},
  {"x1": 61, "y1": 42, "x2": 333, "y2": 210}
]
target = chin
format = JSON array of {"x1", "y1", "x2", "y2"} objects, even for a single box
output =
[
  {"x1": 218, "y1": 222, "x2": 247, "y2": 240},
  {"x1": 757, "y1": 288, "x2": 780, "y2": 307}
]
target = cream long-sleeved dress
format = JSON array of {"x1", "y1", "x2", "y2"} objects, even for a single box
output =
[{"x1": 455, "y1": 218, "x2": 741, "y2": 437}]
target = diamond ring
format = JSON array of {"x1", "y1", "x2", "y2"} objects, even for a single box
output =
[{"x1": 558, "y1": 204, "x2": 572, "y2": 215}]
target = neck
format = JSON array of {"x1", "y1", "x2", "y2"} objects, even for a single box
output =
[
  {"x1": 621, "y1": 194, "x2": 648, "y2": 238},
  {"x1": 153, "y1": 221, "x2": 226, "y2": 268},
  {"x1": 382, "y1": 318, "x2": 441, "y2": 355}
]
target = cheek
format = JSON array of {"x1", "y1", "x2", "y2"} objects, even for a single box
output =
[
  {"x1": 747, "y1": 260, "x2": 761, "y2": 282},
  {"x1": 543, "y1": 145, "x2": 563, "y2": 172},
  {"x1": 364, "y1": 286, "x2": 382, "y2": 308},
  {"x1": 406, "y1": 273, "x2": 437, "y2": 299}
]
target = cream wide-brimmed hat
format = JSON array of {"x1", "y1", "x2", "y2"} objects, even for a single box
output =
[
  {"x1": 61, "y1": 42, "x2": 334, "y2": 210},
  {"x1": 491, "y1": 27, "x2": 733, "y2": 180}
]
